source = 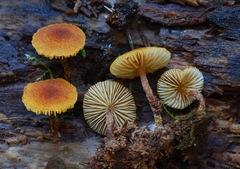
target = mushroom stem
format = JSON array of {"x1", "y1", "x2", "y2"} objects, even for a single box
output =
[
  {"x1": 106, "y1": 107, "x2": 114, "y2": 139},
  {"x1": 180, "y1": 88, "x2": 205, "y2": 112},
  {"x1": 138, "y1": 68, "x2": 163, "y2": 128},
  {"x1": 62, "y1": 58, "x2": 71, "y2": 81},
  {"x1": 50, "y1": 113, "x2": 59, "y2": 136}
]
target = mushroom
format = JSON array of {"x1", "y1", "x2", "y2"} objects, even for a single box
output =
[
  {"x1": 110, "y1": 47, "x2": 171, "y2": 128},
  {"x1": 22, "y1": 78, "x2": 78, "y2": 135},
  {"x1": 32, "y1": 23, "x2": 86, "y2": 80},
  {"x1": 83, "y1": 80, "x2": 136, "y2": 138},
  {"x1": 157, "y1": 66, "x2": 205, "y2": 113}
]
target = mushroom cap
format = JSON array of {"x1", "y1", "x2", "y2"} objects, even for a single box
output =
[
  {"x1": 83, "y1": 80, "x2": 136, "y2": 135},
  {"x1": 110, "y1": 47, "x2": 171, "y2": 79},
  {"x1": 157, "y1": 67, "x2": 204, "y2": 109},
  {"x1": 22, "y1": 78, "x2": 78, "y2": 115},
  {"x1": 32, "y1": 23, "x2": 86, "y2": 59}
]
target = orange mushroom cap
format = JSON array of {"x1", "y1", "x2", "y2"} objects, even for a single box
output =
[
  {"x1": 22, "y1": 78, "x2": 78, "y2": 116},
  {"x1": 110, "y1": 47, "x2": 171, "y2": 79},
  {"x1": 32, "y1": 23, "x2": 86, "y2": 59}
]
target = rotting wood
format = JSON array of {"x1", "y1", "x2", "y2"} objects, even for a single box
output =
[{"x1": 0, "y1": 0, "x2": 240, "y2": 169}]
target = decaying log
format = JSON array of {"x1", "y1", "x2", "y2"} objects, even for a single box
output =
[
  {"x1": 135, "y1": 3, "x2": 240, "y2": 96},
  {"x1": 0, "y1": 0, "x2": 240, "y2": 169},
  {"x1": 169, "y1": 0, "x2": 208, "y2": 6},
  {"x1": 138, "y1": 3, "x2": 208, "y2": 26},
  {"x1": 207, "y1": 5, "x2": 240, "y2": 40}
]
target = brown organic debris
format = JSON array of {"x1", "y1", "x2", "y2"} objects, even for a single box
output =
[
  {"x1": 138, "y1": 3, "x2": 208, "y2": 26},
  {"x1": 73, "y1": 0, "x2": 98, "y2": 17},
  {"x1": 169, "y1": 0, "x2": 208, "y2": 6},
  {"x1": 50, "y1": 0, "x2": 99, "y2": 17},
  {"x1": 91, "y1": 114, "x2": 210, "y2": 168},
  {"x1": 91, "y1": 122, "x2": 174, "y2": 169},
  {"x1": 106, "y1": 0, "x2": 138, "y2": 29},
  {"x1": 5, "y1": 134, "x2": 28, "y2": 146}
]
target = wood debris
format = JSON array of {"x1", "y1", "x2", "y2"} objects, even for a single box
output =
[{"x1": 169, "y1": 0, "x2": 208, "y2": 6}]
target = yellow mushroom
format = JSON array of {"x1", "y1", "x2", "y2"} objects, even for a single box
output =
[
  {"x1": 83, "y1": 80, "x2": 136, "y2": 137},
  {"x1": 110, "y1": 47, "x2": 171, "y2": 127},
  {"x1": 157, "y1": 66, "x2": 205, "y2": 112}
]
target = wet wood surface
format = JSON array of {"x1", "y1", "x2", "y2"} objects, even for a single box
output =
[{"x1": 0, "y1": 0, "x2": 240, "y2": 168}]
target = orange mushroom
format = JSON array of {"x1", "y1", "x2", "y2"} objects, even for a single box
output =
[
  {"x1": 22, "y1": 78, "x2": 78, "y2": 135},
  {"x1": 32, "y1": 23, "x2": 86, "y2": 80}
]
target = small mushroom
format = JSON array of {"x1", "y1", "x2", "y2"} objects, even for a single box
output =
[
  {"x1": 110, "y1": 47, "x2": 171, "y2": 128},
  {"x1": 32, "y1": 23, "x2": 86, "y2": 80},
  {"x1": 83, "y1": 80, "x2": 136, "y2": 137},
  {"x1": 22, "y1": 78, "x2": 78, "y2": 135},
  {"x1": 157, "y1": 66, "x2": 205, "y2": 112}
]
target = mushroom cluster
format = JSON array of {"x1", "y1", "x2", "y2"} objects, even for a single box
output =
[
  {"x1": 23, "y1": 22, "x2": 206, "y2": 138},
  {"x1": 109, "y1": 47, "x2": 205, "y2": 129},
  {"x1": 83, "y1": 80, "x2": 136, "y2": 137}
]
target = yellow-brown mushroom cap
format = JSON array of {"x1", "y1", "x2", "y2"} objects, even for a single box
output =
[
  {"x1": 32, "y1": 23, "x2": 86, "y2": 59},
  {"x1": 22, "y1": 78, "x2": 78, "y2": 116},
  {"x1": 110, "y1": 47, "x2": 171, "y2": 79},
  {"x1": 157, "y1": 67, "x2": 204, "y2": 109},
  {"x1": 83, "y1": 80, "x2": 136, "y2": 135}
]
